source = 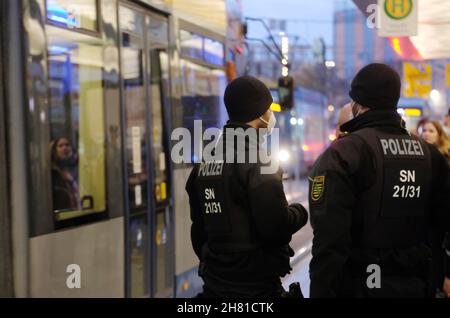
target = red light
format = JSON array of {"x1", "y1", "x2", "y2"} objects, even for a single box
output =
[{"x1": 235, "y1": 46, "x2": 244, "y2": 55}]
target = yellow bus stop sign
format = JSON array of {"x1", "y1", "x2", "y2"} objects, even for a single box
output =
[{"x1": 384, "y1": 0, "x2": 413, "y2": 20}]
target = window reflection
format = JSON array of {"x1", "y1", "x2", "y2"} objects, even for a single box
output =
[
  {"x1": 120, "y1": 6, "x2": 149, "y2": 211},
  {"x1": 46, "y1": 0, "x2": 98, "y2": 32},
  {"x1": 204, "y1": 38, "x2": 224, "y2": 66},
  {"x1": 179, "y1": 60, "x2": 227, "y2": 162},
  {"x1": 47, "y1": 25, "x2": 106, "y2": 221},
  {"x1": 180, "y1": 30, "x2": 203, "y2": 60},
  {"x1": 50, "y1": 137, "x2": 80, "y2": 211}
]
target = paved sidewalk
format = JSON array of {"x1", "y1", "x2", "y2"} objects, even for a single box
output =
[{"x1": 282, "y1": 178, "x2": 312, "y2": 298}]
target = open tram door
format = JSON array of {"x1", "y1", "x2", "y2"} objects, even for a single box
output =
[{"x1": 119, "y1": 3, "x2": 174, "y2": 298}]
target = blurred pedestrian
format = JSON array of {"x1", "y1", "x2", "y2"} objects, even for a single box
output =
[
  {"x1": 50, "y1": 137, "x2": 80, "y2": 211},
  {"x1": 420, "y1": 119, "x2": 450, "y2": 165},
  {"x1": 336, "y1": 103, "x2": 352, "y2": 138},
  {"x1": 443, "y1": 108, "x2": 450, "y2": 137}
]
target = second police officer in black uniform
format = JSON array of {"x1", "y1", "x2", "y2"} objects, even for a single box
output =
[
  {"x1": 308, "y1": 63, "x2": 450, "y2": 298},
  {"x1": 186, "y1": 76, "x2": 308, "y2": 298}
]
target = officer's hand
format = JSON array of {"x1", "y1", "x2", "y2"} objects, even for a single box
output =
[
  {"x1": 288, "y1": 203, "x2": 308, "y2": 228},
  {"x1": 443, "y1": 277, "x2": 450, "y2": 298}
]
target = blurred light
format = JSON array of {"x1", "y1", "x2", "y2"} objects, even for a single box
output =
[
  {"x1": 391, "y1": 37, "x2": 404, "y2": 57},
  {"x1": 282, "y1": 66, "x2": 289, "y2": 76},
  {"x1": 302, "y1": 144, "x2": 310, "y2": 151},
  {"x1": 430, "y1": 89, "x2": 441, "y2": 102},
  {"x1": 270, "y1": 103, "x2": 282, "y2": 112},
  {"x1": 325, "y1": 60, "x2": 336, "y2": 69},
  {"x1": 290, "y1": 117, "x2": 297, "y2": 125},
  {"x1": 281, "y1": 58, "x2": 288, "y2": 65},
  {"x1": 329, "y1": 133, "x2": 336, "y2": 141},
  {"x1": 48, "y1": 15, "x2": 68, "y2": 24},
  {"x1": 327, "y1": 105, "x2": 335, "y2": 112},
  {"x1": 278, "y1": 149, "x2": 291, "y2": 162},
  {"x1": 404, "y1": 108, "x2": 422, "y2": 117},
  {"x1": 297, "y1": 118, "x2": 304, "y2": 125},
  {"x1": 279, "y1": 31, "x2": 285, "y2": 36},
  {"x1": 397, "y1": 108, "x2": 405, "y2": 116},
  {"x1": 49, "y1": 45, "x2": 69, "y2": 54},
  {"x1": 281, "y1": 36, "x2": 289, "y2": 54}
]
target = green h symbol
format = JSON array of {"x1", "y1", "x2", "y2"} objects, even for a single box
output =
[{"x1": 392, "y1": 0, "x2": 405, "y2": 14}]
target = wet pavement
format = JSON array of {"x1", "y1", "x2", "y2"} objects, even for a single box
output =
[{"x1": 282, "y1": 178, "x2": 312, "y2": 298}]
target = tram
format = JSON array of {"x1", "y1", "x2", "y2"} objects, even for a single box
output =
[{"x1": 0, "y1": 0, "x2": 244, "y2": 298}]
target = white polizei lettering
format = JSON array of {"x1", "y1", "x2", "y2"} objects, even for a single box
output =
[
  {"x1": 396, "y1": 139, "x2": 405, "y2": 155},
  {"x1": 418, "y1": 141, "x2": 424, "y2": 155},
  {"x1": 198, "y1": 161, "x2": 224, "y2": 177},
  {"x1": 388, "y1": 139, "x2": 398, "y2": 155},
  {"x1": 405, "y1": 139, "x2": 413, "y2": 155},
  {"x1": 412, "y1": 140, "x2": 420, "y2": 155},
  {"x1": 380, "y1": 139, "x2": 389, "y2": 155},
  {"x1": 381, "y1": 138, "x2": 424, "y2": 156}
]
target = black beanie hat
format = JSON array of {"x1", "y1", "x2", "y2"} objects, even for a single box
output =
[
  {"x1": 349, "y1": 63, "x2": 401, "y2": 110},
  {"x1": 224, "y1": 76, "x2": 273, "y2": 122}
]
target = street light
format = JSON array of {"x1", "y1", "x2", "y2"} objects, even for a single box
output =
[
  {"x1": 325, "y1": 60, "x2": 336, "y2": 69},
  {"x1": 430, "y1": 89, "x2": 441, "y2": 103}
]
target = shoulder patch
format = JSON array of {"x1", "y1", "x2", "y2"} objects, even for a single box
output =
[{"x1": 311, "y1": 175, "x2": 325, "y2": 201}]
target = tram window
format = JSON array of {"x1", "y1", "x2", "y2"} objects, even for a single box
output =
[
  {"x1": 47, "y1": 25, "x2": 106, "y2": 222},
  {"x1": 120, "y1": 6, "x2": 149, "y2": 211},
  {"x1": 46, "y1": 0, "x2": 99, "y2": 33},
  {"x1": 179, "y1": 30, "x2": 203, "y2": 61},
  {"x1": 178, "y1": 60, "x2": 226, "y2": 162},
  {"x1": 149, "y1": 18, "x2": 170, "y2": 203},
  {"x1": 204, "y1": 38, "x2": 225, "y2": 66}
]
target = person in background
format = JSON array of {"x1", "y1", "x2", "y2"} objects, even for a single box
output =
[
  {"x1": 50, "y1": 137, "x2": 80, "y2": 211},
  {"x1": 443, "y1": 108, "x2": 450, "y2": 137},
  {"x1": 335, "y1": 103, "x2": 353, "y2": 139},
  {"x1": 420, "y1": 119, "x2": 450, "y2": 165}
]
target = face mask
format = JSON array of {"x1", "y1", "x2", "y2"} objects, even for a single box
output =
[{"x1": 260, "y1": 111, "x2": 277, "y2": 135}]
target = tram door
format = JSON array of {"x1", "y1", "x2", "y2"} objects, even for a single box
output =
[{"x1": 119, "y1": 4, "x2": 173, "y2": 298}]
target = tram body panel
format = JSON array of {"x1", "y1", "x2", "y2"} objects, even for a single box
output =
[{"x1": 30, "y1": 217, "x2": 125, "y2": 297}]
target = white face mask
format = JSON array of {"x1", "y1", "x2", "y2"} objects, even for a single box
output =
[{"x1": 260, "y1": 111, "x2": 277, "y2": 135}]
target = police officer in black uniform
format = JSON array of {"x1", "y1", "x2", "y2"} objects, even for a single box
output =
[
  {"x1": 308, "y1": 63, "x2": 450, "y2": 298},
  {"x1": 186, "y1": 76, "x2": 308, "y2": 298}
]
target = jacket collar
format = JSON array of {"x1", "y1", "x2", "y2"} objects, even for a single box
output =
[{"x1": 340, "y1": 109, "x2": 406, "y2": 134}]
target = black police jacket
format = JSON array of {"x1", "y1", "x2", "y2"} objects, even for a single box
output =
[
  {"x1": 186, "y1": 122, "x2": 307, "y2": 297},
  {"x1": 308, "y1": 110, "x2": 450, "y2": 298}
]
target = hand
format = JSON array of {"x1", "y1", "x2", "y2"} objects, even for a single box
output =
[{"x1": 443, "y1": 277, "x2": 450, "y2": 298}]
